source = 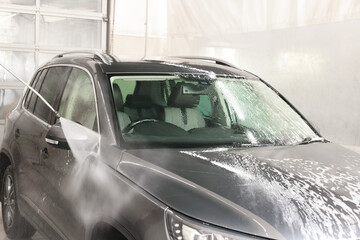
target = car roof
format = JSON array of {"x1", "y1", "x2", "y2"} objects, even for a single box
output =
[{"x1": 43, "y1": 51, "x2": 259, "y2": 79}]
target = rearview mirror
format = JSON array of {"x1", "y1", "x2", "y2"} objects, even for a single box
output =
[
  {"x1": 182, "y1": 83, "x2": 209, "y2": 95},
  {"x1": 45, "y1": 123, "x2": 70, "y2": 150}
]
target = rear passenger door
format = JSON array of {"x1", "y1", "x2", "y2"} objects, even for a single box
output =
[{"x1": 17, "y1": 66, "x2": 71, "y2": 238}]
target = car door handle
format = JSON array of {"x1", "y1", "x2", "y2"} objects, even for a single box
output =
[
  {"x1": 45, "y1": 137, "x2": 58, "y2": 146},
  {"x1": 41, "y1": 148, "x2": 49, "y2": 161},
  {"x1": 15, "y1": 129, "x2": 20, "y2": 139}
]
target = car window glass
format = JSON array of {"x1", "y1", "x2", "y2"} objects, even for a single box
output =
[
  {"x1": 23, "y1": 71, "x2": 40, "y2": 109},
  {"x1": 109, "y1": 75, "x2": 318, "y2": 147},
  {"x1": 197, "y1": 95, "x2": 212, "y2": 119},
  {"x1": 169, "y1": 79, "x2": 213, "y2": 118},
  {"x1": 33, "y1": 67, "x2": 66, "y2": 122},
  {"x1": 112, "y1": 78, "x2": 136, "y2": 102},
  {"x1": 58, "y1": 68, "x2": 97, "y2": 131},
  {"x1": 26, "y1": 69, "x2": 48, "y2": 112}
]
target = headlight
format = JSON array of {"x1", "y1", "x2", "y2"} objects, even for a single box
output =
[{"x1": 165, "y1": 209, "x2": 261, "y2": 240}]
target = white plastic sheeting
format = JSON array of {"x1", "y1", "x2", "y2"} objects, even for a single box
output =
[
  {"x1": 164, "y1": 0, "x2": 360, "y2": 146},
  {"x1": 113, "y1": 0, "x2": 167, "y2": 57},
  {"x1": 167, "y1": 0, "x2": 360, "y2": 36}
]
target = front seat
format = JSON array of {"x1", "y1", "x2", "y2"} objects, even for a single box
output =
[
  {"x1": 112, "y1": 84, "x2": 131, "y2": 130},
  {"x1": 123, "y1": 95, "x2": 159, "y2": 121},
  {"x1": 164, "y1": 82, "x2": 205, "y2": 131}
]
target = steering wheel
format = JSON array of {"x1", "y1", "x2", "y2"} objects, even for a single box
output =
[{"x1": 122, "y1": 119, "x2": 159, "y2": 134}]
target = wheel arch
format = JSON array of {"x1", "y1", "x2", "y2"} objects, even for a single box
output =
[
  {"x1": 89, "y1": 220, "x2": 135, "y2": 240},
  {"x1": 0, "y1": 150, "x2": 13, "y2": 199}
]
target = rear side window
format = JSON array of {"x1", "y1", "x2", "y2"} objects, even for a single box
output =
[
  {"x1": 23, "y1": 71, "x2": 40, "y2": 109},
  {"x1": 58, "y1": 68, "x2": 97, "y2": 131},
  {"x1": 33, "y1": 67, "x2": 69, "y2": 123},
  {"x1": 25, "y1": 69, "x2": 48, "y2": 112}
]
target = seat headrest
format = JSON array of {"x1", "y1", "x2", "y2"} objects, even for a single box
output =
[
  {"x1": 125, "y1": 95, "x2": 153, "y2": 108},
  {"x1": 113, "y1": 84, "x2": 124, "y2": 111},
  {"x1": 168, "y1": 83, "x2": 200, "y2": 108}
]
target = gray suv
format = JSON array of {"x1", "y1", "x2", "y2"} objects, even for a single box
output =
[{"x1": 0, "y1": 52, "x2": 359, "y2": 240}]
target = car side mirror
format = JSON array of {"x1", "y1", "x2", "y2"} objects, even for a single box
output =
[{"x1": 45, "y1": 123, "x2": 70, "y2": 150}]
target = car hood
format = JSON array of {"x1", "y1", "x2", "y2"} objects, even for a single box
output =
[{"x1": 118, "y1": 143, "x2": 360, "y2": 240}]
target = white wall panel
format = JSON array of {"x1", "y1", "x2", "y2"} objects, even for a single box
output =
[
  {"x1": 0, "y1": 0, "x2": 35, "y2": 5},
  {"x1": 41, "y1": 0, "x2": 102, "y2": 12},
  {"x1": 0, "y1": 50, "x2": 35, "y2": 82},
  {"x1": 0, "y1": 12, "x2": 35, "y2": 44},
  {"x1": 39, "y1": 16, "x2": 102, "y2": 49}
]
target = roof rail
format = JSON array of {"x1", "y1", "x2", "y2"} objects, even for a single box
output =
[
  {"x1": 171, "y1": 56, "x2": 238, "y2": 69},
  {"x1": 54, "y1": 51, "x2": 118, "y2": 65}
]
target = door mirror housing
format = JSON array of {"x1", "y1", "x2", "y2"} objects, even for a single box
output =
[{"x1": 45, "y1": 123, "x2": 70, "y2": 150}]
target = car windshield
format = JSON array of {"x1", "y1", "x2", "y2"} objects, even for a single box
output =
[{"x1": 110, "y1": 74, "x2": 319, "y2": 148}]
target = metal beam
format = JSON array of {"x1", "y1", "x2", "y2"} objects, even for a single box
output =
[{"x1": 106, "y1": 0, "x2": 115, "y2": 54}]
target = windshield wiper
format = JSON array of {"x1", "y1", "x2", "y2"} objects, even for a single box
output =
[{"x1": 296, "y1": 137, "x2": 325, "y2": 145}]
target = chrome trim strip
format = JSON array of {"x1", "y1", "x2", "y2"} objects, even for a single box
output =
[{"x1": 45, "y1": 138, "x2": 58, "y2": 145}]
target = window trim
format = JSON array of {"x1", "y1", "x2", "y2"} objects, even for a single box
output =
[
  {"x1": 23, "y1": 70, "x2": 41, "y2": 110},
  {"x1": 22, "y1": 64, "x2": 100, "y2": 133}
]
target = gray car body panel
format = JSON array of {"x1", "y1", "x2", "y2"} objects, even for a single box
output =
[{"x1": 119, "y1": 143, "x2": 360, "y2": 240}]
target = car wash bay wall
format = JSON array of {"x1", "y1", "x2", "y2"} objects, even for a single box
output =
[{"x1": 166, "y1": 1, "x2": 360, "y2": 146}]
